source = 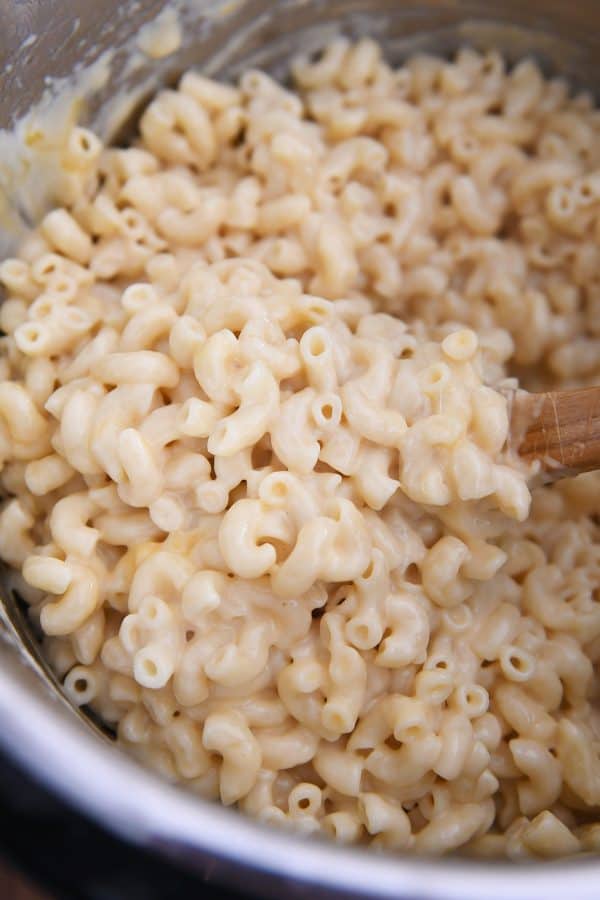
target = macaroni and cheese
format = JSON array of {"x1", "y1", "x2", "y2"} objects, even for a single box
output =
[{"x1": 0, "y1": 40, "x2": 599, "y2": 857}]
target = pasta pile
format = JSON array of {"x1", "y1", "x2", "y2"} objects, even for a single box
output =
[{"x1": 0, "y1": 39, "x2": 599, "y2": 857}]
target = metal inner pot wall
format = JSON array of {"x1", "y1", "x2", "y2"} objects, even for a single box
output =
[
  {"x1": 1, "y1": 2, "x2": 600, "y2": 898},
  {"x1": 2, "y1": 1, "x2": 600, "y2": 133}
]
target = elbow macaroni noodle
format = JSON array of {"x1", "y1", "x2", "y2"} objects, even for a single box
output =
[{"x1": 0, "y1": 40, "x2": 599, "y2": 857}]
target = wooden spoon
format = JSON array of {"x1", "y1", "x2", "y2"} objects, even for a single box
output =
[{"x1": 509, "y1": 385, "x2": 600, "y2": 481}]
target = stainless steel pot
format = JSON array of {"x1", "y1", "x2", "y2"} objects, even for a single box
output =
[{"x1": 0, "y1": 2, "x2": 599, "y2": 897}]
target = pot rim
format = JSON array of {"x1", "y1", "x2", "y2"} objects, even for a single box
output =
[{"x1": 0, "y1": 643, "x2": 598, "y2": 900}]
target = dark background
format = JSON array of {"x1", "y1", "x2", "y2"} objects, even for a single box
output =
[{"x1": 0, "y1": 747, "x2": 244, "y2": 900}]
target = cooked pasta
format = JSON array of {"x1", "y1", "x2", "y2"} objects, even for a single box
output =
[{"x1": 0, "y1": 39, "x2": 599, "y2": 858}]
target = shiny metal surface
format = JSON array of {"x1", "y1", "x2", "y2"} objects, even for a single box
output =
[{"x1": 1, "y1": 1, "x2": 600, "y2": 897}]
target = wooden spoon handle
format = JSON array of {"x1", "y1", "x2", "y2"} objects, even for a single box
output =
[{"x1": 511, "y1": 385, "x2": 600, "y2": 480}]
